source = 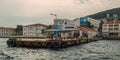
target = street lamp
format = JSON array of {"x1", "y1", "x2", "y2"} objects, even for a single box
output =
[
  {"x1": 50, "y1": 13, "x2": 60, "y2": 39},
  {"x1": 50, "y1": 13, "x2": 57, "y2": 19}
]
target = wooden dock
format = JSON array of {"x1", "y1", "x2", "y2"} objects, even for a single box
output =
[{"x1": 7, "y1": 37, "x2": 98, "y2": 48}]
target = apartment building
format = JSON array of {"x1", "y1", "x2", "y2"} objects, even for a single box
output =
[
  {"x1": 102, "y1": 20, "x2": 120, "y2": 37},
  {"x1": 74, "y1": 17, "x2": 100, "y2": 28}
]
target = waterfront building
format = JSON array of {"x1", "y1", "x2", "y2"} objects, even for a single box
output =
[
  {"x1": 23, "y1": 23, "x2": 47, "y2": 37},
  {"x1": 74, "y1": 17, "x2": 100, "y2": 28},
  {"x1": 74, "y1": 17, "x2": 88, "y2": 28},
  {"x1": 102, "y1": 20, "x2": 120, "y2": 37},
  {"x1": 78, "y1": 27, "x2": 98, "y2": 39},
  {"x1": 88, "y1": 17, "x2": 100, "y2": 27},
  {"x1": 46, "y1": 26, "x2": 98, "y2": 39},
  {"x1": 0, "y1": 27, "x2": 15, "y2": 37},
  {"x1": 53, "y1": 19, "x2": 75, "y2": 29}
]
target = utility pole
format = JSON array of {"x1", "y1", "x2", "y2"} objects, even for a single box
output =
[{"x1": 50, "y1": 13, "x2": 57, "y2": 19}]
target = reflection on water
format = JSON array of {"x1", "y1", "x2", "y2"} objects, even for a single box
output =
[{"x1": 0, "y1": 38, "x2": 120, "y2": 60}]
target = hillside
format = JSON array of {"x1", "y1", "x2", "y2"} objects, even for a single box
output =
[{"x1": 88, "y1": 8, "x2": 120, "y2": 19}]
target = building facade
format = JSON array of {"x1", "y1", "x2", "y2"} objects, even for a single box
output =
[
  {"x1": 102, "y1": 20, "x2": 120, "y2": 37},
  {"x1": 88, "y1": 17, "x2": 100, "y2": 27},
  {"x1": 74, "y1": 17, "x2": 100, "y2": 28},
  {"x1": 0, "y1": 27, "x2": 15, "y2": 37},
  {"x1": 23, "y1": 24, "x2": 47, "y2": 37},
  {"x1": 74, "y1": 17, "x2": 88, "y2": 28},
  {"x1": 53, "y1": 19, "x2": 75, "y2": 29},
  {"x1": 78, "y1": 27, "x2": 98, "y2": 39}
]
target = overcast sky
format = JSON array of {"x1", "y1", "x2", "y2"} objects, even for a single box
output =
[{"x1": 0, "y1": 0, "x2": 120, "y2": 27}]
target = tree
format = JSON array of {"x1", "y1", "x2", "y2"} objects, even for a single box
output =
[
  {"x1": 47, "y1": 25, "x2": 53, "y2": 29},
  {"x1": 118, "y1": 17, "x2": 120, "y2": 20},
  {"x1": 81, "y1": 21, "x2": 94, "y2": 28},
  {"x1": 15, "y1": 25, "x2": 23, "y2": 35},
  {"x1": 98, "y1": 20, "x2": 104, "y2": 32},
  {"x1": 41, "y1": 29, "x2": 45, "y2": 34}
]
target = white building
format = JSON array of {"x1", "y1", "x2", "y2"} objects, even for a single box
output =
[
  {"x1": 78, "y1": 27, "x2": 98, "y2": 38},
  {"x1": 102, "y1": 20, "x2": 120, "y2": 37},
  {"x1": 74, "y1": 17, "x2": 100, "y2": 28},
  {"x1": 88, "y1": 17, "x2": 100, "y2": 27},
  {"x1": 23, "y1": 24, "x2": 47, "y2": 37},
  {"x1": 74, "y1": 18, "x2": 80, "y2": 28},
  {"x1": 54, "y1": 19, "x2": 75, "y2": 29},
  {"x1": 0, "y1": 27, "x2": 15, "y2": 37}
]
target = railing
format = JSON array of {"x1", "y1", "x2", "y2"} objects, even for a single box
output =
[{"x1": 108, "y1": 30, "x2": 119, "y2": 32}]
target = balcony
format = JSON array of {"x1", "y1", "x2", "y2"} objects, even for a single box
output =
[{"x1": 108, "y1": 30, "x2": 119, "y2": 32}]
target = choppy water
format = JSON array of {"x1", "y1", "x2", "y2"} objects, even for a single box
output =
[{"x1": 0, "y1": 38, "x2": 120, "y2": 60}]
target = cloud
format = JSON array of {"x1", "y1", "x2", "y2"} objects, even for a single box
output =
[{"x1": 0, "y1": 0, "x2": 120, "y2": 27}]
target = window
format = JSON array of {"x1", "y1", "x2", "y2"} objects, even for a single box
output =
[
  {"x1": 114, "y1": 24, "x2": 119, "y2": 27},
  {"x1": 104, "y1": 24, "x2": 107, "y2": 27},
  {"x1": 114, "y1": 28, "x2": 119, "y2": 30},
  {"x1": 109, "y1": 25, "x2": 113, "y2": 27},
  {"x1": 104, "y1": 28, "x2": 107, "y2": 30},
  {"x1": 109, "y1": 28, "x2": 113, "y2": 30},
  {"x1": 23, "y1": 28, "x2": 26, "y2": 30},
  {"x1": 30, "y1": 27, "x2": 33, "y2": 30}
]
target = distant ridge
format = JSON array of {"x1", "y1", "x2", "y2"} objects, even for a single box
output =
[{"x1": 88, "y1": 8, "x2": 120, "y2": 19}]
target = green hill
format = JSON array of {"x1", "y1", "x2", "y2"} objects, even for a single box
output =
[{"x1": 88, "y1": 8, "x2": 120, "y2": 19}]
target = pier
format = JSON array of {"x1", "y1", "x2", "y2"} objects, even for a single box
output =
[
  {"x1": 7, "y1": 37, "x2": 99, "y2": 48},
  {"x1": 6, "y1": 28, "x2": 102, "y2": 48}
]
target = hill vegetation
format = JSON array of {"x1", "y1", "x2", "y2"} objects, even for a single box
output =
[{"x1": 88, "y1": 8, "x2": 120, "y2": 19}]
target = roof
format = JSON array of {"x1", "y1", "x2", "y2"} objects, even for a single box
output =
[
  {"x1": 0, "y1": 27, "x2": 15, "y2": 30},
  {"x1": 77, "y1": 27, "x2": 96, "y2": 31},
  {"x1": 24, "y1": 23, "x2": 47, "y2": 27},
  {"x1": 92, "y1": 27, "x2": 98, "y2": 31},
  {"x1": 104, "y1": 20, "x2": 120, "y2": 24}
]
